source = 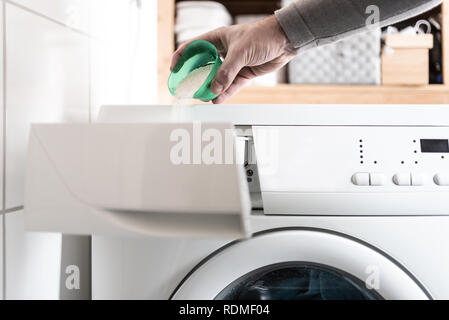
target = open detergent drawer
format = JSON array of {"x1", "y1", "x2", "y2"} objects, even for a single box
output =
[{"x1": 24, "y1": 122, "x2": 251, "y2": 238}]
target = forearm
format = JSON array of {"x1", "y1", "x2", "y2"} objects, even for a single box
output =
[{"x1": 275, "y1": 0, "x2": 443, "y2": 50}]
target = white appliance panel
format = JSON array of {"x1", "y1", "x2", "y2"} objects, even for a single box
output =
[{"x1": 253, "y1": 126, "x2": 449, "y2": 215}]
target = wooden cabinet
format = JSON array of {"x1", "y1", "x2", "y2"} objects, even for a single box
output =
[{"x1": 158, "y1": 0, "x2": 449, "y2": 104}]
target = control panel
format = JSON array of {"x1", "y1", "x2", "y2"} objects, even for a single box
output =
[
  {"x1": 253, "y1": 126, "x2": 449, "y2": 192},
  {"x1": 352, "y1": 137, "x2": 449, "y2": 187},
  {"x1": 252, "y1": 126, "x2": 449, "y2": 215}
]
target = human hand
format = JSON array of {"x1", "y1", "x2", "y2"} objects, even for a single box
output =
[{"x1": 170, "y1": 15, "x2": 296, "y2": 104}]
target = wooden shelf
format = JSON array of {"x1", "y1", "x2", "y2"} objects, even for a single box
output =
[
  {"x1": 158, "y1": 0, "x2": 449, "y2": 104},
  {"x1": 225, "y1": 84, "x2": 449, "y2": 104}
]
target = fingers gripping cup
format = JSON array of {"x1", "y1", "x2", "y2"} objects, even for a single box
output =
[{"x1": 168, "y1": 40, "x2": 222, "y2": 102}]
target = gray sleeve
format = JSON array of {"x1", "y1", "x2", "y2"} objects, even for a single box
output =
[{"x1": 275, "y1": 0, "x2": 443, "y2": 50}]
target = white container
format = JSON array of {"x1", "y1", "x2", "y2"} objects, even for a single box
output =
[
  {"x1": 175, "y1": 1, "x2": 232, "y2": 47},
  {"x1": 176, "y1": 1, "x2": 232, "y2": 30}
]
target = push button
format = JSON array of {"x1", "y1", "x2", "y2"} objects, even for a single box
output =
[
  {"x1": 352, "y1": 173, "x2": 370, "y2": 186},
  {"x1": 370, "y1": 173, "x2": 386, "y2": 186},
  {"x1": 393, "y1": 173, "x2": 411, "y2": 186},
  {"x1": 434, "y1": 174, "x2": 449, "y2": 186},
  {"x1": 411, "y1": 173, "x2": 425, "y2": 186}
]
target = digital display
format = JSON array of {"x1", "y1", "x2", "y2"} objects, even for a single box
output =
[{"x1": 420, "y1": 139, "x2": 449, "y2": 153}]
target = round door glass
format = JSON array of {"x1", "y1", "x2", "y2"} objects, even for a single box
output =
[{"x1": 215, "y1": 262, "x2": 382, "y2": 300}]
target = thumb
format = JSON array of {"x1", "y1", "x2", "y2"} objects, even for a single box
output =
[{"x1": 211, "y1": 51, "x2": 245, "y2": 95}]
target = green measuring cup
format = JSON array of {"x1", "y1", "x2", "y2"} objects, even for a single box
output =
[{"x1": 168, "y1": 40, "x2": 222, "y2": 102}]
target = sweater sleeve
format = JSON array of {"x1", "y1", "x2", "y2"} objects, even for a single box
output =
[{"x1": 275, "y1": 0, "x2": 443, "y2": 50}]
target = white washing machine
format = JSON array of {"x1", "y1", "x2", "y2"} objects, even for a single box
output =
[{"x1": 25, "y1": 105, "x2": 449, "y2": 300}]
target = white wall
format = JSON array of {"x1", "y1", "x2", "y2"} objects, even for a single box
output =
[
  {"x1": 0, "y1": 1, "x2": 4, "y2": 302},
  {"x1": 0, "y1": 0, "x2": 158, "y2": 299}
]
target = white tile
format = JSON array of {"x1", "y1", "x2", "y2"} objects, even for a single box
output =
[
  {"x1": 8, "y1": 0, "x2": 89, "y2": 32},
  {"x1": 0, "y1": 2, "x2": 3, "y2": 201},
  {"x1": 0, "y1": 2, "x2": 4, "y2": 301},
  {"x1": 0, "y1": 215, "x2": 3, "y2": 300},
  {"x1": 6, "y1": 4, "x2": 89, "y2": 208},
  {"x1": 89, "y1": 0, "x2": 158, "y2": 120},
  {"x1": 5, "y1": 210, "x2": 61, "y2": 299}
]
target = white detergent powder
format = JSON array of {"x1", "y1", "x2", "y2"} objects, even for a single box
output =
[{"x1": 175, "y1": 64, "x2": 214, "y2": 99}]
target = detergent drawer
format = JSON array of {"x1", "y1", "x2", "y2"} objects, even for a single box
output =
[{"x1": 25, "y1": 123, "x2": 251, "y2": 238}]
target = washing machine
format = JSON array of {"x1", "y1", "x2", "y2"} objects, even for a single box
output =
[{"x1": 25, "y1": 105, "x2": 449, "y2": 300}]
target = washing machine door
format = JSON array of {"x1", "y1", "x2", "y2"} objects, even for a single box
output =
[{"x1": 171, "y1": 230, "x2": 431, "y2": 300}]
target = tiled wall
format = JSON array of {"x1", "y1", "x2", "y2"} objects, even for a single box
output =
[{"x1": 0, "y1": 0, "x2": 158, "y2": 299}]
